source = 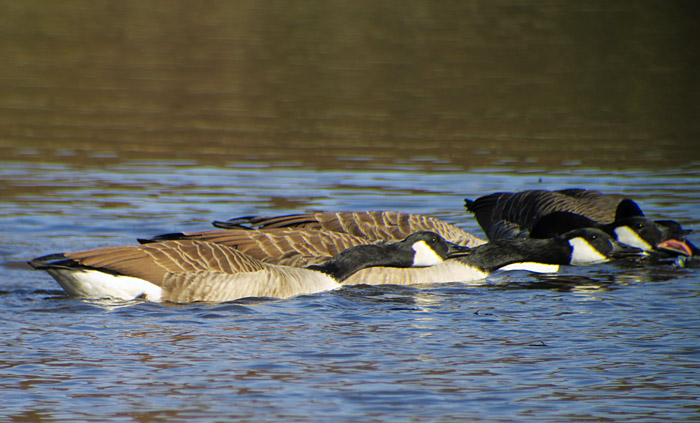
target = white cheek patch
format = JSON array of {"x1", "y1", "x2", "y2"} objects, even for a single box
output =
[
  {"x1": 411, "y1": 240, "x2": 445, "y2": 267},
  {"x1": 614, "y1": 226, "x2": 652, "y2": 251},
  {"x1": 497, "y1": 262, "x2": 560, "y2": 273},
  {"x1": 48, "y1": 268, "x2": 163, "y2": 302},
  {"x1": 568, "y1": 237, "x2": 608, "y2": 265}
]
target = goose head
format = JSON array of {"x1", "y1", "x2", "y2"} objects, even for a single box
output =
[
  {"x1": 403, "y1": 231, "x2": 473, "y2": 266},
  {"x1": 530, "y1": 199, "x2": 696, "y2": 258},
  {"x1": 610, "y1": 199, "x2": 695, "y2": 256},
  {"x1": 651, "y1": 220, "x2": 698, "y2": 257},
  {"x1": 451, "y1": 228, "x2": 643, "y2": 274},
  {"x1": 308, "y1": 231, "x2": 471, "y2": 281},
  {"x1": 563, "y1": 228, "x2": 643, "y2": 265},
  {"x1": 609, "y1": 217, "x2": 697, "y2": 257}
]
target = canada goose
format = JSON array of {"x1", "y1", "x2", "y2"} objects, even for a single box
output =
[
  {"x1": 341, "y1": 228, "x2": 643, "y2": 286},
  {"x1": 28, "y1": 232, "x2": 470, "y2": 303},
  {"x1": 528, "y1": 210, "x2": 695, "y2": 257},
  {"x1": 464, "y1": 189, "x2": 697, "y2": 256},
  {"x1": 212, "y1": 211, "x2": 486, "y2": 247},
  {"x1": 143, "y1": 227, "x2": 641, "y2": 287}
]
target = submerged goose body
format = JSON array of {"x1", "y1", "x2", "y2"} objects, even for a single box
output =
[
  {"x1": 29, "y1": 232, "x2": 468, "y2": 303},
  {"x1": 213, "y1": 211, "x2": 486, "y2": 247},
  {"x1": 465, "y1": 189, "x2": 696, "y2": 256},
  {"x1": 342, "y1": 228, "x2": 642, "y2": 286}
]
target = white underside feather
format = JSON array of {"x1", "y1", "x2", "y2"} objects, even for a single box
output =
[
  {"x1": 46, "y1": 265, "x2": 342, "y2": 303},
  {"x1": 497, "y1": 262, "x2": 560, "y2": 273},
  {"x1": 47, "y1": 269, "x2": 163, "y2": 302}
]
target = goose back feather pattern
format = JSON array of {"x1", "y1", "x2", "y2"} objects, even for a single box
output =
[
  {"x1": 140, "y1": 228, "x2": 374, "y2": 266},
  {"x1": 465, "y1": 189, "x2": 622, "y2": 240},
  {"x1": 214, "y1": 211, "x2": 485, "y2": 247}
]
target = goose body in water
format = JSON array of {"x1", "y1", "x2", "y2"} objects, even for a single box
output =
[
  {"x1": 29, "y1": 232, "x2": 468, "y2": 303},
  {"x1": 341, "y1": 227, "x2": 642, "y2": 285},
  {"x1": 464, "y1": 189, "x2": 696, "y2": 257},
  {"x1": 141, "y1": 227, "x2": 642, "y2": 287}
]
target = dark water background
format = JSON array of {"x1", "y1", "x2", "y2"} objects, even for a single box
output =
[{"x1": 1, "y1": 2, "x2": 699, "y2": 422}]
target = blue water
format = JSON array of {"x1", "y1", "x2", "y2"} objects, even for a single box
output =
[{"x1": 2, "y1": 162, "x2": 699, "y2": 422}]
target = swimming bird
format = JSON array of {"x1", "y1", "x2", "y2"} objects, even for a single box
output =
[
  {"x1": 141, "y1": 227, "x2": 641, "y2": 286},
  {"x1": 212, "y1": 211, "x2": 486, "y2": 247},
  {"x1": 527, "y1": 209, "x2": 695, "y2": 257},
  {"x1": 341, "y1": 228, "x2": 643, "y2": 286},
  {"x1": 29, "y1": 232, "x2": 469, "y2": 303},
  {"x1": 464, "y1": 189, "x2": 697, "y2": 256}
]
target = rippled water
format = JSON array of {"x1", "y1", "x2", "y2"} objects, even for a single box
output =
[
  {"x1": 3, "y1": 163, "x2": 700, "y2": 422},
  {"x1": 2, "y1": 1, "x2": 700, "y2": 422}
]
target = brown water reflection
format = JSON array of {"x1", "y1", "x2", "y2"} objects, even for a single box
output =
[{"x1": 1, "y1": 1, "x2": 698, "y2": 170}]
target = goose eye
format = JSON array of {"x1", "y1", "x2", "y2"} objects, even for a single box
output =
[
  {"x1": 636, "y1": 223, "x2": 643, "y2": 229},
  {"x1": 590, "y1": 235, "x2": 597, "y2": 240}
]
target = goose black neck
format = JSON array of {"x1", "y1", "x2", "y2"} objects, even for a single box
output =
[
  {"x1": 460, "y1": 238, "x2": 573, "y2": 272},
  {"x1": 597, "y1": 222, "x2": 619, "y2": 236},
  {"x1": 306, "y1": 243, "x2": 412, "y2": 282}
]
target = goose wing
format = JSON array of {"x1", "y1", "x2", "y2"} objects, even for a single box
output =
[
  {"x1": 140, "y1": 228, "x2": 372, "y2": 266},
  {"x1": 56, "y1": 240, "x2": 264, "y2": 282},
  {"x1": 465, "y1": 189, "x2": 621, "y2": 240},
  {"x1": 213, "y1": 211, "x2": 484, "y2": 247}
]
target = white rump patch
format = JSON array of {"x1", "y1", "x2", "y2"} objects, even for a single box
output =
[
  {"x1": 411, "y1": 240, "x2": 445, "y2": 267},
  {"x1": 614, "y1": 226, "x2": 652, "y2": 251},
  {"x1": 47, "y1": 268, "x2": 163, "y2": 302},
  {"x1": 568, "y1": 237, "x2": 608, "y2": 265},
  {"x1": 497, "y1": 262, "x2": 560, "y2": 273}
]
